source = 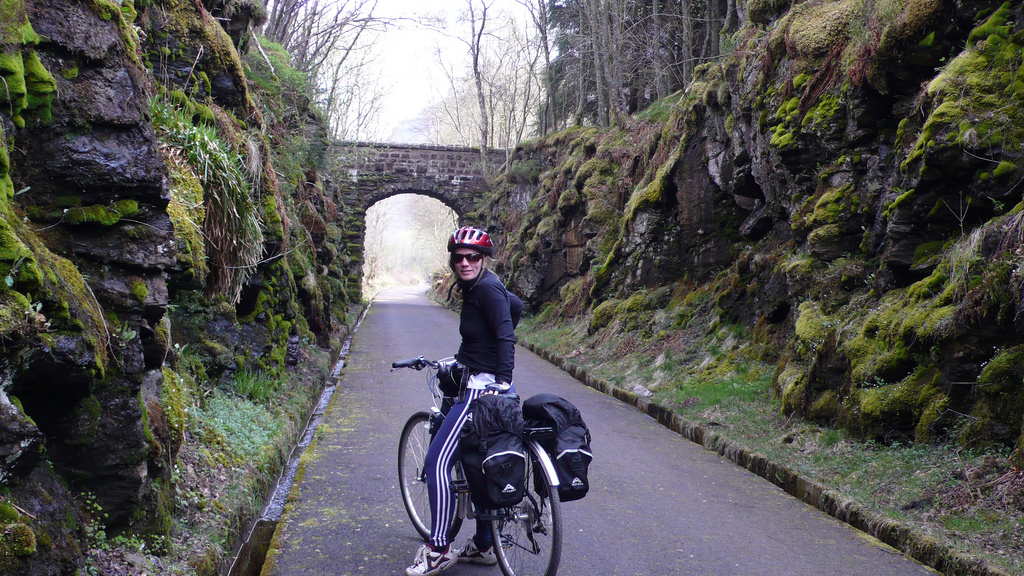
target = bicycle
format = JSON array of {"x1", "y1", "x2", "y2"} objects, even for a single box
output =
[{"x1": 393, "y1": 355, "x2": 563, "y2": 576}]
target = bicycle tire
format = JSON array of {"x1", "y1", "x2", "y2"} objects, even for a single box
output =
[
  {"x1": 397, "y1": 411, "x2": 463, "y2": 541},
  {"x1": 491, "y1": 444, "x2": 563, "y2": 576}
]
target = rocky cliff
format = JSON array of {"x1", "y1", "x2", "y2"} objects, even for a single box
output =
[
  {"x1": 0, "y1": 0, "x2": 358, "y2": 573},
  {"x1": 494, "y1": 0, "x2": 1024, "y2": 458}
]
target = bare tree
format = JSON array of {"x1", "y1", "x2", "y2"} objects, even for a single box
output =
[
  {"x1": 263, "y1": 0, "x2": 395, "y2": 140},
  {"x1": 409, "y1": 196, "x2": 459, "y2": 273},
  {"x1": 321, "y1": 46, "x2": 387, "y2": 140},
  {"x1": 459, "y1": 0, "x2": 493, "y2": 167},
  {"x1": 418, "y1": 7, "x2": 543, "y2": 151},
  {"x1": 362, "y1": 199, "x2": 393, "y2": 284},
  {"x1": 547, "y1": 0, "x2": 731, "y2": 128},
  {"x1": 516, "y1": 0, "x2": 555, "y2": 133}
]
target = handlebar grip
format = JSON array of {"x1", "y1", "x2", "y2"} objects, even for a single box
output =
[{"x1": 392, "y1": 356, "x2": 424, "y2": 369}]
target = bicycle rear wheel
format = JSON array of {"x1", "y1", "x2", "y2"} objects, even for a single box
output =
[
  {"x1": 491, "y1": 446, "x2": 562, "y2": 576},
  {"x1": 397, "y1": 411, "x2": 463, "y2": 541}
]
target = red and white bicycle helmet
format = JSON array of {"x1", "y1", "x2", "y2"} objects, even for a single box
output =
[{"x1": 448, "y1": 226, "x2": 494, "y2": 256}]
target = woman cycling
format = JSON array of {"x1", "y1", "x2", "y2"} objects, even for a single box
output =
[{"x1": 406, "y1": 226, "x2": 519, "y2": 576}]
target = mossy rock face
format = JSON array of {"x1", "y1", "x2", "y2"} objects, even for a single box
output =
[
  {"x1": 63, "y1": 199, "x2": 139, "y2": 226},
  {"x1": 974, "y1": 345, "x2": 1024, "y2": 440},
  {"x1": 747, "y1": 0, "x2": 792, "y2": 24},
  {"x1": 903, "y1": 18, "x2": 1024, "y2": 177},
  {"x1": 777, "y1": 361, "x2": 809, "y2": 414},
  {"x1": 857, "y1": 375, "x2": 927, "y2": 436},
  {"x1": 794, "y1": 301, "x2": 831, "y2": 355},
  {"x1": 0, "y1": 522, "x2": 36, "y2": 570},
  {"x1": 589, "y1": 298, "x2": 621, "y2": 333},
  {"x1": 786, "y1": 0, "x2": 862, "y2": 58}
]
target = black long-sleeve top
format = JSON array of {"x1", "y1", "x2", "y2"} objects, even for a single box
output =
[{"x1": 456, "y1": 269, "x2": 515, "y2": 384}]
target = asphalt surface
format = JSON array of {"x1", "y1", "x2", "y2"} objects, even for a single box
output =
[{"x1": 263, "y1": 285, "x2": 939, "y2": 576}]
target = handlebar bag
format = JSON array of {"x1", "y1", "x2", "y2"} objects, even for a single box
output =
[
  {"x1": 436, "y1": 361, "x2": 464, "y2": 397},
  {"x1": 460, "y1": 393, "x2": 526, "y2": 509},
  {"x1": 523, "y1": 393, "x2": 592, "y2": 502}
]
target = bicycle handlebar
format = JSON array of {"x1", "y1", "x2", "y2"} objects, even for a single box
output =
[{"x1": 391, "y1": 356, "x2": 441, "y2": 371}]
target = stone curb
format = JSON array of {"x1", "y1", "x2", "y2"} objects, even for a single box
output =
[{"x1": 520, "y1": 340, "x2": 1009, "y2": 576}]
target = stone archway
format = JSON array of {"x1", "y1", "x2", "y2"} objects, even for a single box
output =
[{"x1": 332, "y1": 142, "x2": 507, "y2": 299}]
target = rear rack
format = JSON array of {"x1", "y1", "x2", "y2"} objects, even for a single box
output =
[{"x1": 525, "y1": 426, "x2": 555, "y2": 442}]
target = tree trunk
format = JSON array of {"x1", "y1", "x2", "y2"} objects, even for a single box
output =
[{"x1": 466, "y1": 0, "x2": 491, "y2": 168}]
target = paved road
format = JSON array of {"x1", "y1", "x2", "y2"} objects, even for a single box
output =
[{"x1": 264, "y1": 286, "x2": 938, "y2": 576}]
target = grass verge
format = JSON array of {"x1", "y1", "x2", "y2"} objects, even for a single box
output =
[
  {"x1": 517, "y1": 313, "x2": 1023, "y2": 576},
  {"x1": 81, "y1": 343, "x2": 334, "y2": 575}
]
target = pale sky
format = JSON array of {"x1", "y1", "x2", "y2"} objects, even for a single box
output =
[
  {"x1": 369, "y1": 0, "x2": 529, "y2": 143},
  {"x1": 371, "y1": 0, "x2": 468, "y2": 143}
]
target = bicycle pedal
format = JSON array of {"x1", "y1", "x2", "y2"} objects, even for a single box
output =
[{"x1": 451, "y1": 478, "x2": 470, "y2": 493}]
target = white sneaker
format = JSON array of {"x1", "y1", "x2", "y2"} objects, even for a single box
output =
[
  {"x1": 458, "y1": 538, "x2": 498, "y2": 566},
  {"x1": 406, "y1": 544, "x2": 458, "y2": 576}
]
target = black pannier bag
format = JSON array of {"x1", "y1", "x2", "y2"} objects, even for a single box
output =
[
  {"x1": 523, "y1": 393, "x2": 592, "y2": 502},
  {"x1": 460, "y1": 393, "x2": 527, "y2": 509}
]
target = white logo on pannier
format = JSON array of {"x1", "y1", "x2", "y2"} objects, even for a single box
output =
[
  {"x1": 502, "y1": 484, "x2": 516, "y2": 493},
  {"x1": 572, "y1": 477, "x2": 584, "y2": 488}
]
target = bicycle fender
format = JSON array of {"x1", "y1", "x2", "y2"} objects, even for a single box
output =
[{"x1": 529, "y1": 440, "x2": 560, "y2": 488}]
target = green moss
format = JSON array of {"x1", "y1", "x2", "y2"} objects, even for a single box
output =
[
  {"x1": 64, "y1": 199, "x2": 139, "y2": 226},
  {"x1": 556, "y1": 186, "x2": 580, "y2": 213},
  {"x1": 120, "y1": 0, "x2": 137, "y2": 22},
  {"x1": 0, "y1": 504, "x2": 16, "y2": 525},
  {"x1": 809, "y1": 185, "x2": 853, "y2": 226},
  {"x1": 624, "y1": 148, "x2": 678, "y2": 221},
  {"x1": 129, "y1": 278, "x2": 148, "y2": 302},
  {"x1": 911, "y1": 241, "x2": 946, "y2": 268},
  {"x1": 21, "y1": 49, "x2": 54, "y2": 122},
  {"x1": 770, "y1": 122, "x2": 795, "y2": 147},
  {"x1": 992, "y1": 161, "x2": 1016, "y2": 179},
  {"x1": 967, "y1": 1, "x2": 1012, "y2": 46},
  {"x1": 859, "y1": 381, "x2": 917, "y2": 420},
  {"x1": 777, "y1": 361, "x2": 808, "y2": 414},
  {"x1": 589, "y1": 298, "x2": 621, "y2": 333},
  {"x1": 806, "y1": 222, "x2": 844, "y2": 245},
  {"x1": 795, "y1": 301, "x2": 831, "y2": 352},
  {"x1": 884, "y1": 188, "x2": 916, "y2": 217},
  {"x1": 802, "y1": 93, "x2": 842, "y2": 127},
  {"x1": 793, "y1": 73, "x2": 811, "y2": 90},
  {"x1": 775, "y1": 97, "x2": 800, "y2": 121},
  {"x1": 747, "y1": 0, "x2": 791, "y2": 24},
  {"x1": 809, "y1": 389, "x2": 841, "y2": 421},
  {"x1": 0, "y1": 522, "x2": 36, "y2": 566},
  {"x1": 841, "y1": 281, "x2": 957, "y2": 385},
  {"x1": 907, "y1": 28, "x2": 1024, "y2": 171},
  {"x1": 60, "y1": 67, "x2": 78, "y2": 80},
  {"x1": 977, "y1": 345, "x2": 1024, "y2": 388},
  {"x1": 196, "y1": 71, "x2": 211, "y2": 95},
  {"x1": 66, "y1": 394, "x2": 103, "y2": 447},
  {"x1": 0, "y1": 0, "x2": 41, "y2": 45},
  {"x1": 975, "y1": 345, "x2": 1024, "y2": 434},
  {"x1": 0, "y1": 50, "x2": 27, "y2": 113},
  {"x1": 916, "y1": 392, "x2": 949, "y2": 442},
  {"x1": 787, "y1": 0, "x2": 861, "y2": 57}
]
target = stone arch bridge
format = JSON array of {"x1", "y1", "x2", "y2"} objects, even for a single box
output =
[{"x1": 332, "y1": 142, "x2": 508, "y2": 293}]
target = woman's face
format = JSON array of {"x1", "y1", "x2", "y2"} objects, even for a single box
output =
[{"x1": 451, "y1": 248, "x2": 485, "y2": 282}]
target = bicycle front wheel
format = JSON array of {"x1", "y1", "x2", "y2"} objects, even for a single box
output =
[
  {"x1": 397, "y1": 411, "x2": 463, "y2": 541},
  {"x1": 491, "y1": 445, "x2": 562, "y2": 576}
]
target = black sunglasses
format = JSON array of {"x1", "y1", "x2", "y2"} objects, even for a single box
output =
[{"x1": 450, "y1": 253, "x2": 485, "y2": 264}]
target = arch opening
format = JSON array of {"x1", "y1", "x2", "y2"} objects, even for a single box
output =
[{"x1": 362, "y1": 193, "x2": 459, "y2": 298}]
